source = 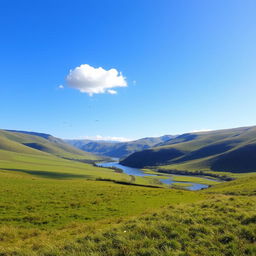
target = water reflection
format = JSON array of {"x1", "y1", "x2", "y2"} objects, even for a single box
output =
[{"x1": 96, "y1": 162, "x2": 211, "y2": 191}]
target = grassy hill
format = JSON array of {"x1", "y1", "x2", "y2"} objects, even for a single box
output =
[
  {"x1": 0, "y1": 130, "x2": 103, "y2": 162},
  {"x1": 0, "y1": 167, "x2": 255, "y2": 255},
  {"x1": 0, "y1": 129, "x2": 173, "y2": 188},
  {"x1": 66, "y1": 135, "x2": 175, "y2": 159},
  {"x1": 0, "y1": 129, "x2": 255, "y2": 255},
  {"x1": 120, "y1": 126, "x2": 256, "y2": 176}
]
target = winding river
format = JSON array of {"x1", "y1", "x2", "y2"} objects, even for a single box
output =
[{"x1": 96, "y1": 162, "x2": 218, "y2": 191}]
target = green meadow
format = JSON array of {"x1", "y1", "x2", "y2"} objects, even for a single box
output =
[
  {"x1": 1, "y1": 154, "x2": 255, "y2": 255},
  {"x1": 0, "y1": 130, "x2": 255, "y2": 255},
  {"x1": 0, "y1": 166, "x2": 255, "y2": 255},
  {"x1": 0, "y1": 154, "x2": 205, "y2": 255},
  {"x1": 0, "y1": 169, "x2": 202, "y2": 229}
]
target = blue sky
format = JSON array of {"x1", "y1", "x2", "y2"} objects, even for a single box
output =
[{"x1": 0, "y1": 0, "x2": 256, "y2": 140}]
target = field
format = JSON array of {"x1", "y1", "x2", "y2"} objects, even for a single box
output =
[
  {"x1": 0, "y1": 157, "x2": 205, "y2": 255},
  {"x1": 38, "y1": 194, "x2": 255, "y2": 256},
  {"x1": 0, "y1": 169, "x2": 255, "y2": 255},
  {"x1": 0, "y1": 156, "x2": 256, "y2": 255},
  {"x1": 0, "y1": 130, "x2": 255, "y2": 255}
]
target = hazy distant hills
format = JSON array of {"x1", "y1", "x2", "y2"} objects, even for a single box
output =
[
  {"x1": 120, "y1": 126, "x2": 256, "y2": 173},
  {"x1": 0, "y1": 130, "x2": 103, "y2": 161},
  {"x1": 65, "y1": 135, "x2": 175, "y2": 159}
]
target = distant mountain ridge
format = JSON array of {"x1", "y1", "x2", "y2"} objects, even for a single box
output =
[
  {"x1": 66, "y1": 135, "x2": 176, "y2": 159},
  {"x1": 120, "y1": 126, "x2": 256, "y2": 173}
]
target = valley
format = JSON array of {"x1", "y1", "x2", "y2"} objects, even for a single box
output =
[
  {"x1": 0, "y1": 127, "x2": 255, "y2": 255},
  {"x1": 66, "y1": 135, "x2": 174, "y2": 159},
  {"x1": 2, "y1": 2, "x2": 255, "y2": 255}
]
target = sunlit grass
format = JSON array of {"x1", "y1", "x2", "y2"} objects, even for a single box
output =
[{"x1": 0, "y1": 139, "x2": 255, "y2": 255}]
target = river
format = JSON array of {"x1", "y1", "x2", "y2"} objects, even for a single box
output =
[{"x1": 96, "y1": 161, "x2": 218, "y2": 191}]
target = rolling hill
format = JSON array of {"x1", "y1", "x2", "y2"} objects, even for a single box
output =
[
  {"x1": 66, "y1": 135, "x2": 175, "y2": 159},
  {"x1": 0, "y1": 129, "x2": 165, "y2": 187},
  {"x1": 120, "y1": 126, "x2": 256, "y2": 174},
  {"x1": 1, "y1": 128, "x2": 255, "y2": 256},
  {"x1": 0, "y1": 129, "x2": 103, "y2": 162}
]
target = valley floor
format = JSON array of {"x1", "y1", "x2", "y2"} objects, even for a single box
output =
[{"x1": 0, "y1": 152, "x2": 255, "y2": 255}]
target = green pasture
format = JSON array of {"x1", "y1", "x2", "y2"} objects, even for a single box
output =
[{"x1": 0, "y1": 130, "x2": 255, "y2": 255}]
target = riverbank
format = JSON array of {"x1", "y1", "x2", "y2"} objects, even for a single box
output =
[{"x1": 96, "y1": 162, "x2": 222, "y2": 190}]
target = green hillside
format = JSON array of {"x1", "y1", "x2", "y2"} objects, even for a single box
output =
[
  {"x1": 1, "y1": 166, "x2": 255, "y2": 255},
  {"x1": 0, "y1": 129, "x2": 255, "y2": 255},
  {"x1": 0, "y1": 129, "x2": 169, "y2": 188},
  {"x1": 0, "y1": 130, "x2": 102, "y2": 161},
  {"x1": 120, "y1": 126, "x2": 256, "y2": 176}
]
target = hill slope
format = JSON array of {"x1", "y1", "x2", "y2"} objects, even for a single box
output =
[
  {"x1": 66, "y1": 135, "x2": 175, "y2": 159},
  {"x1": 0, "y1": 129, "x2": 166, "y2": 188},
  {"x1": 0, "y1": 130, "x2": 103, "y2": 161},
  {"x1": 1, "y1": 130, "x2": 255, "y2": 256},
  {"x1": 120, "y1": 126, "x2": 256, "y2": 173}
]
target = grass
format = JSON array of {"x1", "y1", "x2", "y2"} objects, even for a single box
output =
[
  {"x1": 207, "y1": 175, "x2": 256, "y2": 195},
  {"x1": 1, "y1": 192, "x2": 255, "y2": 255},
  {"x1": 0, "y1": 129, "x2": 255, "y2": 255},
  {"x1": 142, "y1": 168, "x2": 221, "y2": 185},
  {"x1": 0, "y1": 170, "x2": 202, "y2": 229},
  {"x1": 170, "y1": 182, "x2": 192, "y2": 188},
  {"x1": 0, "y1": 130, "x2": 102, "y2": 161},
  {"x1": 56, "y1": 195, "x2": 254, "y2": 256},
  {"x1": 158, "y1": 174, "x2": 220, "y2": 185},
  {"x1": 0, "y1": 158, "x2": 205, "y2": 255},
  {"x1": 1, "y1": 155, "x2": 255, "y2": 255},
  {"x1": 0, "y1": 150, "x2": 128, "y2": 181}
]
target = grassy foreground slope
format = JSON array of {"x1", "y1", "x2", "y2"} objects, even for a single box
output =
[
  {"x1": 121, "y1": 126, "x2": 256, "y2": 176},
  {"x1": 0, "y1": 149, "x2": 205, "y2": 255},
  {"x1": 43, "y1": 195, "x2": 255, "y2": 256},
  {"x1": 0, "y1": 172, "x2": 255, "y2": 256}
]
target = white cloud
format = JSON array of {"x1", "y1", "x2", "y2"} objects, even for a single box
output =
[
  {"x1": 58, "y1": 85, "x2": 64, "y2": 89},
  {"x1": 82, "y1": 135, "x2": 133, "y2": 142},
  {"x1": 66, "y1": 64, "x2": 127, "y2": 96},
  {"x1": 191, "y1": 129, "x2": 212, "y2": 133}
]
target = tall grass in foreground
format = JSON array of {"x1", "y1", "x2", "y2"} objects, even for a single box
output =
[{"x1": 1, "y1": 195, "x2": 255, "y2": 256}]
